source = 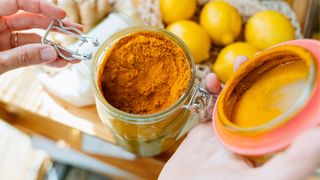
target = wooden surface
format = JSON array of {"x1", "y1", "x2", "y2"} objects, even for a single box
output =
[{"x1": 0, "y1": 67, "x2": 168, "y2": 180}]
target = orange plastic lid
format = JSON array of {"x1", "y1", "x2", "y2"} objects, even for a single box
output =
[{"x1": 213, "y1": 39, "x2": 320, "y2": 156}]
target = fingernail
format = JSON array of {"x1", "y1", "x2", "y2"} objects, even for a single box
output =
[
  {"x1": 233, "y1": 56, "x2": 248, "y2": 71},
  {"x1": 205, "y1": 73, "x2": 221, "y2": 94},
  {"x1": 40, "y1": 47, "x2": 57, "y2": 62}
]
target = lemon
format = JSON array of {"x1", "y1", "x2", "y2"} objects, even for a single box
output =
[
  {"x1": 245, "y1": 10, "x2": 295, "y2": 50},
  {"x1": 160, "y1": 0, "x2": 197, "y2": 24},
  {"x1": 212, "y1": 42, "x2": 259, "y2": 83},
  {"x1": 167, "y1": 20, "x2": 211, "y2": 63},
  {"x1": 200, "y1": 1, "x2": 242, "y2": 46}
]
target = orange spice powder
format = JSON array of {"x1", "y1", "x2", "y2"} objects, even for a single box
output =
[{"x1": 99, "y1": 31, "x2": 191, "y2": 114}]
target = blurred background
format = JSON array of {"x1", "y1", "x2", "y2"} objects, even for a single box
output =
[{"x1": 0, "y1": 0, "x2": 319, "y2": 180}]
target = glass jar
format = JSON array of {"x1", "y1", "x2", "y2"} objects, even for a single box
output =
[{"x1": 91, "y1": 26, "x2": 214, "y2": 156}]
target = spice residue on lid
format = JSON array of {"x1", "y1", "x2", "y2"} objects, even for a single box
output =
[
  {"x1": 99, "y1": 31, "x2": 191, "y2": 114},
  {"x1": 231, "y1": 60, "x2": 309, "y2": 128}
]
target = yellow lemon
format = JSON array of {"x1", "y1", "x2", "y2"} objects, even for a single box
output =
[
  {"x1": 160, "y1": 0, "x2": 197, "y2": 24},
  {"x1": 200, "y1": 1, "x2": 242, "y2": 46},
  {"x1": 167, "y1": 20, "x2": 211, "y2": 63},
  {"x1": 212, "y1": 42, "x2": 259, "y2": 83},
  {"x1": 245, "y1": 10, "x2": 295, "y2": 50}
]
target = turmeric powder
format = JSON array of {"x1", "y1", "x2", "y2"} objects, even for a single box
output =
[{"x1": 98, "y1": 31, "x2": 191, "y2": 114}]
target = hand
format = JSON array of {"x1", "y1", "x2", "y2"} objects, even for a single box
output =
[
  {"x1": 0, "y1": 0, "x2": 82, "y2": 75},
  {"x1": 159, "y1": 56, "x2": 320, "y2": 180}
]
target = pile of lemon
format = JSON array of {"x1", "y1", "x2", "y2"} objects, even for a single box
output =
[{"x1": 160, "y1": 0, "x2": 295, "y2": 83}]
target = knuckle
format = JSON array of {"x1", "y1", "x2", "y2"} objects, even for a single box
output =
[{"x1": 18, "y1": 47, "x2": 31, "y2": 66}]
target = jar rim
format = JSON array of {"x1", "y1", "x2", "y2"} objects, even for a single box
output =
[
  {"x1": 91, "y1": 26, "x2": 196, "y2": 123},
  {"x1": 217, "y1": 45, "x2": 318, "y2": 133}
]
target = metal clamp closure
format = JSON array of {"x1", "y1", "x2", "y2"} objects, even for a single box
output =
[
  {"x1": 42, "y1": 19, "x2": 99, "y2": 61},
  {"x1": 186, "y1": 84, "x2": 218, "y2": 121}
]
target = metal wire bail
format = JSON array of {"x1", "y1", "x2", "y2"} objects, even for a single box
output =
[
  {"x1": 187, "y1": 84, "x2": 218, "y2": 121},
  {"x1": 42, "y1": 19, "x2": 100, "y2": 61}
]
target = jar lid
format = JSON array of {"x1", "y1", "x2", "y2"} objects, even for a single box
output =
[{"x1": 213, "y1": 40, "x2": 320, "y2": 156}]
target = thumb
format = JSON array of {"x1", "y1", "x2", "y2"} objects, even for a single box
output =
[
  {"x1": 233, "y1": 56, "x2": 248, "y2": 71},
  {"x1": 258, "y1": 128, "x2": 320, "y2": 180},
  {"x1": 0, "y1": 44, "x2": 57, "y2": 74}
]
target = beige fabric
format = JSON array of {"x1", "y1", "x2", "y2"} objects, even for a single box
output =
[{"x1": 50, "y1": 0, "x2": 113, "y2": 32}]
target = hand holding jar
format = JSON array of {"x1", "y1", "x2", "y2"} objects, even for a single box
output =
[{"x1": 159, "y1": 56, "x2": 320, "y2": 180}]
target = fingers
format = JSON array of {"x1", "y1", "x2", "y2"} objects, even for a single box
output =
[
  {"x1": 205, "y1": 73, "x2": 221, "y2": 94},
  {"x1": 0, "y1": 44, "x2": 57, "y2": 74},
  {"x1": 5, "y1": 12, "x2": 82, "y2": 31},
  {"x1": 5, "y1": 12, "x2": 51, "y2": 30},
  {"x1": 0, "y1": 0, "x2": 66, "y2": 19},
  {"x1": 46, "y1": 56, "x2": 80, "y2": 68},
  {"x1": 11, "y1": 32, "x2": 41, "y2": 47},
  {"x1": 233, "y1": 56, "x2": 248, "y2": 71},
  {"x1": 46, "y1": 58, "x2": 70, "y2": 68},
  {"x1": 258, "y1": 128, "x2": 320, "y2": 180}
]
